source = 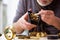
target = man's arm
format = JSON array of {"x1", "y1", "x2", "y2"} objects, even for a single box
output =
[
  {"x1": 13, "y1": 0, "x2": 27, "y2": 23},
  {"x1": 13, "y1": 0, "x2": 27, "y2": 33},
  {"x1": 13, "y1": 22, "x2": 24, "y2": 34}
]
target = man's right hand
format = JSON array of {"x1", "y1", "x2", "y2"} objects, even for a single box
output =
[
  {"x1": 13, "y1": 12, "x2": 36, "y2": 33},
  {"x1": 18, "y1": 12, "x2": 36, "y2": 30}
]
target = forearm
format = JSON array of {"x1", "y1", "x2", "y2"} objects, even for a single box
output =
[
  {"x1": 52, "y1": 16, "x2": 60, "y2": 30},
  {"x1": 13, "y1": 22, "x2": 24, "y2": 34}
]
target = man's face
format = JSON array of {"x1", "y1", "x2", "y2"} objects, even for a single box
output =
[{"x1": 37, "y1": 0, "x2": 53, "y2": 6}]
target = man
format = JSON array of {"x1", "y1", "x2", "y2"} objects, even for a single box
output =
[{"x1": 13, "y1": 0, "x2": 60, "y2": 34}]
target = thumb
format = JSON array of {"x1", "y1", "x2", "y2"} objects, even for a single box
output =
[
  {"x1": 41, "y1": 9, "x2": 44, "y2": 11},
  {"x1": 23, "y1": 12, "x2": 28, "y2": 20},
  {"x1": 38, "y1": 9, "x2": 44, "y2": 15},
  {"x1": 37, "y1": 9, "x2": 44, "y2": 15}
]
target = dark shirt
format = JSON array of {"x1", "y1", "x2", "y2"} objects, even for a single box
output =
[{"x1": 13, "y1": 0, "x2": 60, "y2": 34}]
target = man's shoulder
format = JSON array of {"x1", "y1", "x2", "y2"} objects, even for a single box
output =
[{"x1": 19, "y1": 0, "x2": 35, "y2": 3}]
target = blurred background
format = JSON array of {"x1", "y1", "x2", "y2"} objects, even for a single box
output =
[{"x1": 0, "y1": 0, "x2": 19, "y2": 34}]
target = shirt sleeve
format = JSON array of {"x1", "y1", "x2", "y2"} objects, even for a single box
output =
[{"x1": 13, "y1": 0, "x2": 27, "y2": 23}]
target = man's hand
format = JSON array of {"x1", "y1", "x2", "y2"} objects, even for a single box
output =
[
  {"x1": 13, "y1": 12, "x2": 36, "y2": 33},
  {"x1": 39, "y1": 9, "x2": 56, "y2": 25},
  {"x1": 17, "y1": 12, "x2": 36, "y2": 30},
  {"x1": 38, "y1": 9, "x2": 60, "y2": 30}
]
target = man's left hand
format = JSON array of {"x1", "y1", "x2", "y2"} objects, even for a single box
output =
[{"x1": 38, "y1": 9, "x2": 56, "y2": 25}]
